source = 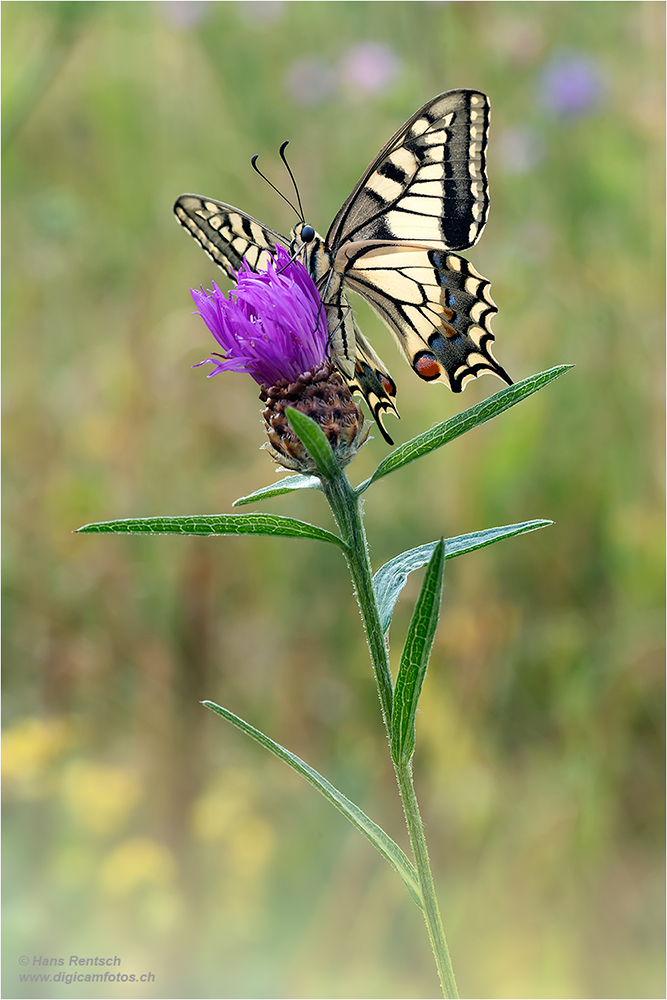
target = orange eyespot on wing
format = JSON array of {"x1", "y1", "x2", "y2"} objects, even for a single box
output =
[
  {"x1": 414, "y1": 354, "x2": 442, "y2": 381},
  {"x1": 379, "y1": 372, "x2": 397, "y2": 398}
]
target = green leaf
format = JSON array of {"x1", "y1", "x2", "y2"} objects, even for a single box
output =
[
  {"x1": 233, "y1": 474, "x2": 321, "y2": 507},
  {"x1": 286, "y1": 407, "x2": 340, "y2": 481},
  {"x1": 358, "y1": 366, "x2": 572, "y2": 492},
  {"x1": 374, "y1": 519, "x2": 552, "y2": 634},
  {"x1": 76, "y1": 513, "x2": 347, "y2": 549},
  {"x1": 390, "y1": 540, "x2": 445, "y2": 765},
  {"x1": 202, "y1": 700, "x2": 423, "y2": 909}
]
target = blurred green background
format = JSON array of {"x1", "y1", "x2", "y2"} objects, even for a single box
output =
[{"x1": 3, "y1": 2, "x2": 664, "y2": 998}]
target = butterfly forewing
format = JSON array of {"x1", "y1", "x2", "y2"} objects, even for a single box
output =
[
  {"x1": 327, "y1": 90, "x2": 490, "y2": 253},
  {"x1": 174, "y1": 194, "x2": 285, "y2": 278}
]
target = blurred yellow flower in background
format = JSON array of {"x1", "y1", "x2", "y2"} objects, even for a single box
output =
[
  {"x1": 191, "y1": 767, "x2": 259, "y2": 841},
  {"x1": 192, "y1": 770, "x2": 276, "y2": 916},
  {"x1": 99, "y1": 836, "x2": 176, "y2": 897},
  {"x1": 2, "y1": 716, "x2": 69, "y2": 795},
  {"x1": 99, "y1": 837, "x2": 180, "y2": 933},
  {"x1": 61, "y1": 760, "x2": 141, "y2": 836},
  {"x1": 192, "y1": 770, "x2": 275, "y2": 871}
]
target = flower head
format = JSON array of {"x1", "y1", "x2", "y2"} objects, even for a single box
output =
[
  {"x1": 191, "y1": 246, "x2": 329, "y2": 386},
  {"x1": 190, "y1": 245, "x2": 368, "y2": 473}
]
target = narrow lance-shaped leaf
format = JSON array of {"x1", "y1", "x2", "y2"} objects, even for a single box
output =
[
  {"x1": 76, "y1": 513, "x2": 347, "y2": 549},
  {"x1": 374, "y1": 519, "x2": 552, "y2": 634},
  {"x1": 286, "y1": 406, "x2": 340, "y2": 481},
  {"x1": 391, "y1": 540, "x2": 445, "y2": 766},
  {"x1": 203, "y1": 700, "x2": 423, "y2": 909},
  {"x1": 233, "y1": 474, "x2": 321, "y2": 507},
  {"x1": 358, "y1": 366, "x2": 572, "y2": 493}
]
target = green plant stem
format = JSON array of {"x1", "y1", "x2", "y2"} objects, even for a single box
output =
[
  {"x1": 321, "y1": 470, "x2": 394, "y2": 729},
  {"x1": 322, "y1": 468, "x2": 457, "y2": 998},
  {"x1": 396, "y1": 760, "x2": 459, "y2": 999}
]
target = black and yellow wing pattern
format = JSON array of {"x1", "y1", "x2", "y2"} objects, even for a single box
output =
[
  {"x1": 174, "y1": 195, "x2": 283, "y2": 277},
  {"x1": 174, "y1": 89, "x2": 511, "y2": 444}
]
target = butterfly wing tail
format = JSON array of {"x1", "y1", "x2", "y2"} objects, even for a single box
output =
[{"x1": 346, "y1": 323, "x2": 400, "y2": 446}]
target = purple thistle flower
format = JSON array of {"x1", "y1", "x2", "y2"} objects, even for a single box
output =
[
  {"x1": 189, "y1": 245, "x2": 368, "y2": 472},
  {"x1": 190, "y1": 246, "x2": 329, "y2": 387}
]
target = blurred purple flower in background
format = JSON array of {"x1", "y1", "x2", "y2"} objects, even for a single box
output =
[
  {"x1": 285, "y1": 57, "x2": 337, "y2": 106},
  {"x1": 285, "y1": 41, "x2": 401, "y2": 105},
  {"x1": 190, "y1": 246, "x2": 329, "y2": 387},
  {"x1": 539, "y1": 51, "x2": 604, "y2": 116},
  {"x1": 339, "y1": 42, "x2": 402, "y2": 96}
]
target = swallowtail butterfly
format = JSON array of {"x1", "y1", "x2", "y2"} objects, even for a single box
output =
[{"x1": 175, "y1": 89, "x2": 511, "y2": 444}]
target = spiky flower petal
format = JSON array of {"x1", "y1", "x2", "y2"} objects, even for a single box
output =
[{"x1": 190, "y1": 246, "x2": 329, "y2": 386}]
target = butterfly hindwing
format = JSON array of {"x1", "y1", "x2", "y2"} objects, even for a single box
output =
[
  {"x1": 174, "y1": 194, "x2": 285, "y2": 278},
  {"x1": 347, "y1": 322, "x2": 399, "y2": 445},
  {"x1": 341, "y1": 243, "x2": 509, "y2": 392},
  {"x1": 327, "y1": 90, "x2": 490, "y2": 253}
]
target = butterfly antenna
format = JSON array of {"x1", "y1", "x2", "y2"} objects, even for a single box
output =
[
  {"x1": 251, "y1": 152, "x2": 301, "y2": 219},
  {"x1": 279, "y1": 141, "x2": 305, "y2": 223}
]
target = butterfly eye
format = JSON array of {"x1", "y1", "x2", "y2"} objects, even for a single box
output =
[{"x1": 300, "y1": 225, "x2": 315, "y2": 244}]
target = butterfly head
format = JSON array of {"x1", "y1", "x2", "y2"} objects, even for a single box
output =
[
  {"x1": 289, "y1": 221, "x2": 316, "y2": 252},
  {"x1": 289, "y1": 222, "x2": 331, "y2": 285}
]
